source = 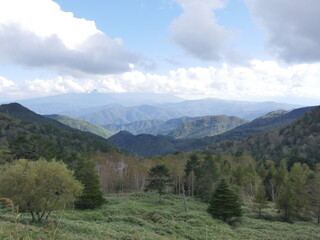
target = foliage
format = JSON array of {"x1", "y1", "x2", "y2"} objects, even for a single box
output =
[
  {"x1": 74, "y1": 156, "x2": 106, "y2": 210},
  {"x1": 3, "y1": 193, "x2": 320, "y2": 240},
  {"x1": 253, "y1": 183, "x2": 268, "y2": 217},
  {"x1": 46, "y1": 114, "x2": 114, "y2": 139},
  {"x1": 0, "y1": 158, "x2": 83, "y2": 222},
  {"x1": 276, "y1": 179, "x2": 295, "y2": 222},
  {"x1": 210, "y1": 106, "x2": 320, "y2": 163},
  {"x1": 0, "y1": 103, "x2": 119, "y2": 165},
  {"x1": 208, "y1": 179, "x2": 242, "y2": 222},
  {"x1": 146, "y1": 164, "x2": 172, "y2": 202}
]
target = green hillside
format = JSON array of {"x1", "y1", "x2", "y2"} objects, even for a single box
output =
[
  {"x1": 0, "y1": 103, "x2": 118, "y2": 163},
  {"x1": 168, "y1": 115, "x2": 248, "y2": 139},
  {"x1": 46, "y1": 114, "x2": 114, "y2": 139},
  {"x1": 207, "y1": 106, "x2": 320, "y2": 163}
]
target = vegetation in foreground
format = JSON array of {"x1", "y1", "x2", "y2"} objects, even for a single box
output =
[{"x1": 1, "y1": 193, "x2": 320, "y2": 240}]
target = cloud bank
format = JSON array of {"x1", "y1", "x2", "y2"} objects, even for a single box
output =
[
  {"x1": 0, "y1": 0, "x2": 140, "y2": 75},
  {"x1": 3, "y1": 61, "x2": 320, "y2": 104}
]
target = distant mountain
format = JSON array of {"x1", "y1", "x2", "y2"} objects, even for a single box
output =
[
  {"x1": 0, "y1": 103, "x2": 118, "y2": 162},
  {"x1": 78, "y1": 104, "x2": 183, "y2": 125},
  {"x1": 168, "y1": 115, "x2": 248, "y2": 139},
  {"x1": 103, "y1": 117, "x2": 195, "y2": 135},
  {"x1": 104, "y1": 119, "x2": 165, "y2": 135},
  {"x1": 74, "y1": 98, "x2": 300, "y2": 126},
  {"x1": 10, "y1": 92, "x2": 185, "y2": 114},
  {"x1": 160, "y1": 98, "x2": 301, "y2": 120},
  {"x1": 207, "y1": 106, "x2": 320, "y2": 163},
  {"x1": 45, "y1": 114, "x2": 114, "y2": 139},
  {"x1": 108, "y1": 106, "x2": 316, "y2": 157}
]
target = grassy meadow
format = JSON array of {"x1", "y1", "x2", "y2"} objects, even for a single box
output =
[{"x1": 1, "y1": 193, "x2": 319, "y2": 240}]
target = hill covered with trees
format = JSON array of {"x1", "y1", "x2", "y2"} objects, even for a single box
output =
[
  {"x1": 46, "y1": 114, "x2": 114, "y2": 139},
  {"x1": 0, "y1": 103, "x2": 119, "y2": 164}
]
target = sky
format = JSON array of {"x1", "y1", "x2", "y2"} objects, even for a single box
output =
[{"x1": 0, "y1": 0, "x2": 320, "y2": 105}]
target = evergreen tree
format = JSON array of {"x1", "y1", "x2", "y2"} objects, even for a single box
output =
[
  {"x1": 146, "y1": 164, "x2": 171, "y2": 203},
  {"x1": 207, "y1": 179, "x2": 242, "y2": 222},
  {"x1": 197, "y1": 154, "x2": 219, "y2": 202},
  {"x1": 74, "y1": 156, "x2": 105, "y2": 209}
]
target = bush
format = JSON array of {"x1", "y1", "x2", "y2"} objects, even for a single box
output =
[{"x1": 0, "y1": 158, "x2": 83, "y2": 222}]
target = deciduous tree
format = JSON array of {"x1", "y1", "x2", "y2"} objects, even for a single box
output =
[{"x1": 0, "y1": 158, "x2": 82, "y2": 222}]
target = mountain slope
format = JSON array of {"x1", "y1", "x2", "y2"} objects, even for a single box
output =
[
  {"x1": 168, "y1": 115, "x2": 248, "y2": 139},
  {"x1": 207, "y1": 106, "x2": 320, "y2": 162},
  {"x1": 46, "y1": 114, "x2": 113, "y2": 139},
  {"x1": 212, "y1": 106, "x2": 317, "y2": 142},
  {"x1": 0, "y1": 103, "x2": 118, "y2": 161}
]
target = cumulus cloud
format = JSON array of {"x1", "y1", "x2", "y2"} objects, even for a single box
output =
[
  {"x1": 170, "y1": 0, "x2": 229, "y2": 61},
  {"x1": 0, "y1": 76, "x2": 15, "y2": 92},
  {"x1": 0, "y1": 0, "x2": 140, "y2": 74},
  {"x1": 6, "y1": 61, "x2": 320, "y2": 104},
  {"x1": 245, "y1": 0, "x2": 320, "y2": 63}
]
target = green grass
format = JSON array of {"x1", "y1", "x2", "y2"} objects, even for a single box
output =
[{"x1": 1, "y1": 193, "x2": 319, "y2": 240}]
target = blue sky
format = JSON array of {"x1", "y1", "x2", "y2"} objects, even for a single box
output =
[{"x1": 0, "y1": 0, "x2": 320, "y2": 105}]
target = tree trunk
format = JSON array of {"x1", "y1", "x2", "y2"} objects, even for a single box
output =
[{"x1": 182, "y1": 182, "x2": 188, "y2": 211}]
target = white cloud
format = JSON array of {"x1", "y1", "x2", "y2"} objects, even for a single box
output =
[
  {"x1": 245, "y1": 0, "x2": 320, "y2": 63},
  {"x1": 170, "y1": 0, "x2": 229, "y2": 61},
  {"x1": 0, "y1": 0, "x2": 141, "y2": 74},
  {"x1": 0, "y1": 76, "x2": 15, "y2": 92},
  {"x1": 5, "y1": 61, "x2": 320, "y2": 105},
  {"x1": 0, "y1": 0, "x2": 99, "y2": 49}
]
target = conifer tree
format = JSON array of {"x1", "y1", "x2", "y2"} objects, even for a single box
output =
[
  {"x1": 207, "y1": 179, "x2": 242, "y2": 222},
  {"x1": 146, "y1": 164, "x2": 171, "y2": 203},
  {"x1": 74, "y1": 155, "x2": 105, "y2": 209}
]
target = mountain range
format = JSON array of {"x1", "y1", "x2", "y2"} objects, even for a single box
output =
[
  {"x1": 104, "y1": 115, "x2": 248, "y2": 139},
  {"x1": 108, "y1": 106, "x2": 318, "y2": 157},
  {"x1": 5, "y1": 92, "x2": 300, "y2": 123},
  {"x1": 8, "y1": 92, "x2": 184, "y2": 115}
]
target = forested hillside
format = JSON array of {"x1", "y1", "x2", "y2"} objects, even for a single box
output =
[
  {"x1": 0, "y1": 103, "x2": 119, "y2": 164},
  {"x1": 207, "y1": 106, "x2": 320, "y2": 163},
  {"x1": 168, "y1": 115, "x2": 248, "y2": 139},
  {"x1": 46, "y1": 114, "x2": 114, "y2": 139}
]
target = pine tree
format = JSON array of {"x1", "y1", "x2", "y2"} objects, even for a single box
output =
[
  {"x1": 74, "y1": 156, "x2": 105, "y2": 209},
  {"x1": 207, "y1": 179, "x2": 242, "y2": 222},
  {"x1": 146, "y1": 164, "x2": 171, "y2": 203},
  {"x1": 197, "y1": 154, "x2": 219, "y2": 202}
]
